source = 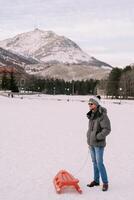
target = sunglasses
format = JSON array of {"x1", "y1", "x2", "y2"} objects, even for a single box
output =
[{"x1": 88, "y1": 103, "x2": 94, "y2": 106}]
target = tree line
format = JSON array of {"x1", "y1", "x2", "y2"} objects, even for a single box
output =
[
  {"x1": 25, "y1": 77, "x2": 98, "y2": 95},
  {"x1": 0, "y1": 71, "x2": 19, "y2": 92},
  {"x1": 0, "y1": 72, "x2": 98, "y2": 95},
  {"x1": 99, "y1": 65, "x2": 134, "y2": 98},
  {"x1": 1, "y1": 65, "x2": 134, "y2": 98}
]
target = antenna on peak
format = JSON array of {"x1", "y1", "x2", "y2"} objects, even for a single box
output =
[
  {"x1": 34, "y1": 28, "x2": 39, "y2": 31},
  {"x1": 33, "y1": 17, "x2": 40, "y2": 31}
]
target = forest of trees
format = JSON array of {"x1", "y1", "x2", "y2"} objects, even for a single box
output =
[
  {"x1": 0, "y1": 65, "x2": 134, "y2": 98},
  {"x1": 0, "y1": 72, "x2": 98, "y2": 95},
  {"x1": 25, "y1": 77, "x2": 98, "y2": 95},
  {"x1": 0, "y1": 71, "x2": 19, "y2": 92},
  {"x1": 99, "y1": 65, "x2": 134, "y2": 98}
]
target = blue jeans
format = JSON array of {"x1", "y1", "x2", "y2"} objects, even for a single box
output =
[{"x1": 89, "y1": 146, "x2": 108, "y2": 184}]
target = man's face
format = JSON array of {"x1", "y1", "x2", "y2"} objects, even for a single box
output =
[{"x1": 88, "y1": 102, "x2": 97, "y2": 111}]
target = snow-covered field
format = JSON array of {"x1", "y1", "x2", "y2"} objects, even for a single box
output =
[{"x1": 0, "y1": 94, "x2": 134, "y2": 200}]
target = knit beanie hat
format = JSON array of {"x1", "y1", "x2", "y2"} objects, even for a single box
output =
[{"x1": 88, "y1": 96, "x2": 100, "y2": 106}]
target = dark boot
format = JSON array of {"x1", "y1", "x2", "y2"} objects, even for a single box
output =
[
  {"x1": 87, "y1": 181, "x2": 100, "y2": 187},
  {"x1": 102, "y1": 183, "x2": 108, "y2": 191}
]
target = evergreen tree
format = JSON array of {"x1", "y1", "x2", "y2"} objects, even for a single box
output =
[
  {"x1": 119, "y1": 66, "x2": 133, "y2": 98},
  {"x1": 9, "y1": 71, "x2": 19, "y2": 92},
  {"x1": 1, "y1": 72, "x2": 9, "y2": 90},
  {"x1": 107, "y1": 67, "x2": 122, "y2": 98}
]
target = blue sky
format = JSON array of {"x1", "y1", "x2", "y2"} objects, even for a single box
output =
[{"x1": 0, "y1": 0, "x2": 134, "y2": 67}]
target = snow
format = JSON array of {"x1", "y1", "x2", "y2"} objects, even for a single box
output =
[
  {"x1": 41, "y1": 48, "x2": 92, "y2": 64},
  {"x1": 0, "y1": 94, "x2": 134, "y2": 200},
  {"x1": 0, "y1": 29, "x2": 58, "y2": 56},
  {"x1": 0, "y1": 29, "x2": 95, "y2": 64}
]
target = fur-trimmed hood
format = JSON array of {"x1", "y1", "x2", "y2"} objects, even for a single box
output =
[
  {"x1": 87, "y1": 105, "x2": 107, "y2": 119},
  {"x1": 86, "y1": 105, "x2": 111, "y2": 147}
]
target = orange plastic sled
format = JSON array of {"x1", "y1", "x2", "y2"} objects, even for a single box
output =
[{"x1": 53, "y1": 170, "x2": 82, "y2": 194}]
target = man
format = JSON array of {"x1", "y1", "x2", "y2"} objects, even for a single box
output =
[{"x1": 86, "y1": 96, "x2": 111, "y2": 191}]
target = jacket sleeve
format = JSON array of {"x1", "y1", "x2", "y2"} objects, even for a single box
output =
[{"x1": 96, "y1": 114, "x2": 111, "y2": 140}]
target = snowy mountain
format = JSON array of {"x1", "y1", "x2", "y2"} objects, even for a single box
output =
[
  {"x1": 0, "y1": 47, "x2": 38, "y2": 68},
  {"x1": 0, "y1": 28, "x2": 112, "y2": 67},
  {"x1": 0, "y1": 29, "x2": 112, "y2": 80}
]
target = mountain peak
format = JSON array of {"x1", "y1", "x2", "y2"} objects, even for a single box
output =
[
  {"x1": 34, "y1": 28, "x2": 42, "y2": 32},
  {"x1": 32, "y1": 28, "x2": 56, "y2": 37},
  {"x1": 0, "y1": 29, "x2": 112, "y2": 68}
]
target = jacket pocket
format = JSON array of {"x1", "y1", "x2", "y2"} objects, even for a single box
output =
[{"x1": 90, "y1": 131, "x2": 97, "y2": 144}]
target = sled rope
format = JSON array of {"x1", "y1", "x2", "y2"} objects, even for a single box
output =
[{"x1": 73, "y1": 149, "x2": 89, "y2": 176}]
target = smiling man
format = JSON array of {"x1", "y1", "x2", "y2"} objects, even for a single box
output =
[{"x1": 86, "y1": 96, "x2": 111, "y2": 191}]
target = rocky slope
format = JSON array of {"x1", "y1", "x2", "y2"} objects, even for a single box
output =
[{"x1": 0, "y1": 29, "x2": 112, "y2": 80}]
